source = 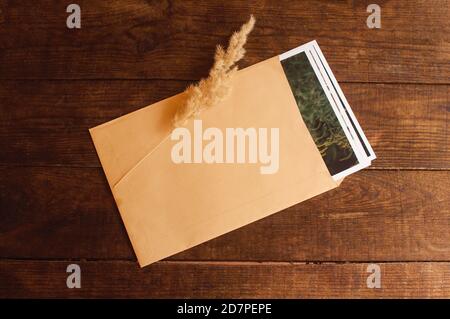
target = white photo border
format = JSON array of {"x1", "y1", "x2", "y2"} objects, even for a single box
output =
[{"x1": 311, "y1": 41, "x2": 376, "y2": 161}]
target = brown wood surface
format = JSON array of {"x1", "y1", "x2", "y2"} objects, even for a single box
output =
[
  {"x1": 0, "y1": 0, "x2": 449, "y2": 298},
  {"x1": 0, "y1": 0, "x2": 448, "y2": 83},
  {"x1": 1, "y1": 260, "x2": 449, "y2": 298},
  {"x1": 0, "y1": 81, "x2": 449, "y2": 169},
  {"x1": 1, "y1": 168, "x2": 449, "y2": 262}
]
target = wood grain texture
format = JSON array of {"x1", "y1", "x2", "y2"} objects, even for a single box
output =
[
  {"x1": 0, "y1": 81, "x2": 448, "y2": 169},
  {"x1": 1, "y1": 260, "x2": 449, "y2": 298},
  {"x1": 0, "y1": 0, "x2": 449, "y2": 83},
  {"x1": 0, "y1": 0, "x2": 449, "y2": 299},
  {"x1": 1, "y1": 167, "x2": 448, "y2": 262}
]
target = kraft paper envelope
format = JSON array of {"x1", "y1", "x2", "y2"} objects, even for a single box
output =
[{"x1": 90, "y1": 56, "x2": 339, "y2": 267}]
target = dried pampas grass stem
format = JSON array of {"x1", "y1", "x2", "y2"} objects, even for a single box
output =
[{"x1": 173, "y1": 15, "x2": 255, "y2": 127}]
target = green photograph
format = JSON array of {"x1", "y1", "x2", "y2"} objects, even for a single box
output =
[{"x1": 281, "y1": 52, "x2": 359, "y2": 176}]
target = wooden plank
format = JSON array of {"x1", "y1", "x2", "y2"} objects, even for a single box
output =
[
  {"x1": 0, "y1": 79, "x2": 187, "y2": 167},
  {"x1": 1, "y1": 167, "x2": 449, "y2": 261},
  {"x1": 0, "y1": 260, "x2": 449, "y2": 298},
  {"x1": 0, "y1": 0, "x2": 448, "y2": 83},
  {"x1": 347, "y1": 83, "x2": 449, "y2": 169},
  {"x1": 0, "y1": 81, "x2": 448, "y2": 169}
]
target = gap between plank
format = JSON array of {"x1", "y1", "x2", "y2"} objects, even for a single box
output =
[
  {"x1": 1, "y1": 258, "x2": 450, "y2": 265},
  {"x1": 0, "y1": 164, "x2": 448, "y2": 171},
  {"x1": 0, "y1": 79, "x2": 450, "y2": 86}
]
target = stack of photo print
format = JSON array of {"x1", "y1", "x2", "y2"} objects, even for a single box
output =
[{"x1": 280, "y1": 41, "x2": 376, "y2": 180}]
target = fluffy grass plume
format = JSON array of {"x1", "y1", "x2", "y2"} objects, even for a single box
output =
[{"x1": 173, "y1": 15, "x2": 255, "y2": 127}]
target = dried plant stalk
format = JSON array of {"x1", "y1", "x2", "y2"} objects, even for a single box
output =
[{"x1": 173, "y1": 15, "x2": 255, "y2": 127}]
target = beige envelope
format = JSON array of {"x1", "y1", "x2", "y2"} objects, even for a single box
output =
[{"x1": 90, "y1": 56, "x2": 339, "y2": 267}]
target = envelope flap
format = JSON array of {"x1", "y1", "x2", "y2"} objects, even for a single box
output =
[{"x1": 89, "y1": 93, "x2": 184, "y2": 187}]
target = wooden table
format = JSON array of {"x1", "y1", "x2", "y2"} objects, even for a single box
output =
[{"x1": 0, "y1": 0, "x2": 449, "y2": 298}]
